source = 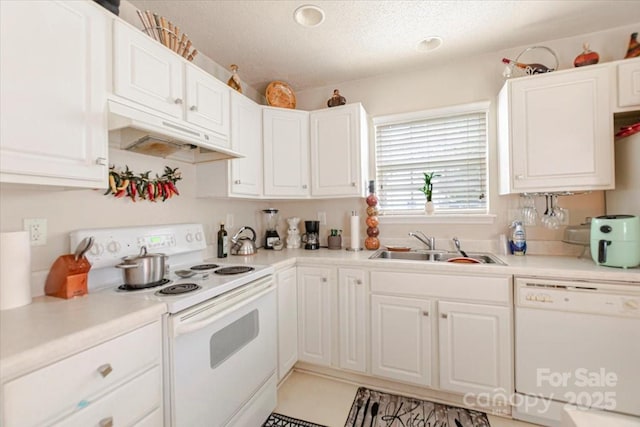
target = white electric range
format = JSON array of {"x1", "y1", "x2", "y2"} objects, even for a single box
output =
[{"x1": 70, "y1": 224, "x2": 277, "y2": 427}]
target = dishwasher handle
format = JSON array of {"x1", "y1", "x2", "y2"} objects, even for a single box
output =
[{"x1": 173, "y1": 282, "x2": 274, "y2": 337}]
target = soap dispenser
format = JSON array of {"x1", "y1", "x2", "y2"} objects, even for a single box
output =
[{"x1": 510, "y1": 220, "x2": 527, "y2": 256}]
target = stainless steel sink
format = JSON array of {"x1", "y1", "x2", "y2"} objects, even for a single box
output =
[{"x1": 369, "y1": 250, "x2": 506, "y2": 265}]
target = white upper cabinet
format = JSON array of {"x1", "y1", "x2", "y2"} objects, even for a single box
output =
[
  {"x1": 617, "y1": 58, "x2": 640, "y2": 110},
  {"x1": 112, "y1": 20, "x2": 230, "y2": 143},
  {"x1": 196, "y1": 92, "x2": 262, "y2": 198},
  {"x1": 113, "y1": 19, "x2": 183, "y2": 119},
  {"x1": 498, "y1": 65, "x2": 614, "y2": 194},
  {"x1": 310, "y1": 103, "x2": 369, "y2": 197},
  {"x1": 263, "y1": 107, "x2": 310, "y2": 198},
  {"x1": 0, "y1": 0, "x2": 109, "y2": 188},
  {"x1": 185, "y1": 66, "x2": 230, "y2": 145}
]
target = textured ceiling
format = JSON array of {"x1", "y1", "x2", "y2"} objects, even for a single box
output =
[{"x1": 128, "y1": 0, "x2": 640, "y2": 93}]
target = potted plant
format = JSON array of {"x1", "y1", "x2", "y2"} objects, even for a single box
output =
[{"x1": 419, "y1": 172, "x2": 440, "y2": 214}]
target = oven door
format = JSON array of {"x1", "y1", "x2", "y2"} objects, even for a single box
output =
[{"x1": 167, "y1": 276, "x2": 276, "y2": 427}]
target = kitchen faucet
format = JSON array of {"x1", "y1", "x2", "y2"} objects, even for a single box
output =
[{"x1": 408, "y1": 231, "x2": 435, "y2": 250}]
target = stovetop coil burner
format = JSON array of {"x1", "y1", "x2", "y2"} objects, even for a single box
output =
[
  {"x1": 118, "y1": 278, "x2": 171, "y2": 291},
  {"x1": 190, "y1": 263, "x2": 219, "y2": 271},
  {"x1": 156, "y1": 283, "x2": 201, "y2": 295},
  {"x1": 215, "y1": 266, "x2": 255, "y2": 275}
]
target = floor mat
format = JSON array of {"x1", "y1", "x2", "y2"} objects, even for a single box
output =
[
  {"x1": 263, "y1": 412, "x2": 328, "y2": 427},
  {"x1": 344, "y1": 387, "x2": 491, "y2": 427}
]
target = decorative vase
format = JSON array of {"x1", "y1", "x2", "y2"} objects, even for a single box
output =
[
  {"x1": 425, "y1": 200, "x2": 435, "y2": 215},
  {"x1": 574, "y1": 43, "x2": 599, "y2": 67},
  {"x1": 227, "y1": 64, "x2": 243, "y2": 93},
  {"x1": 328, "y1": 235, "x2": 342, "y2": 250},
  {"x1": 625, "y1": 32, "x2": 640, "y2": 59},
  {"x1": 364, "y1": 180, "x2": 380, "y2": 250}
]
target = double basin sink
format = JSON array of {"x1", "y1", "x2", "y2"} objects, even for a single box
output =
[{"x1": 369, "y1": 249, "x2": 506, "y2": 265}]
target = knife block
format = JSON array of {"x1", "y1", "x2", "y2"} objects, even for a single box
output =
[{"x1": 45, "y1": 255, "x2": 91, "y2": 299}]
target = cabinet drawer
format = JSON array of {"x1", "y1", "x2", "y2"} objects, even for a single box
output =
[
  {"x1": 370, "y1": 271, "x2": 511, "y2": 304},
  {"x1": 2, "y1": 322, "x2": 161, "y2": 427},
  {"x1": 51, "y1": 366, "x2": 162, "y2": 427}
]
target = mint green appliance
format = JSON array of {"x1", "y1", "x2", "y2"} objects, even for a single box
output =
[{"x1": 590, "y1": 215, "x2": 640, "y2": 268}]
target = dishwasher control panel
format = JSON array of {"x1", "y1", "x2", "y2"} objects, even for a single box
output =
[{"x1": 516, "y1": 277, "x2": 640, "y2": 317}]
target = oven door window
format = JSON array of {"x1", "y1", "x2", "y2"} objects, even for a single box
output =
[{"x1": 210, "y1": 309, "x2": 259, "y2": 369}]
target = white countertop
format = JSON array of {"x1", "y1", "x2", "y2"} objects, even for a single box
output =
[
  {"x1": 1, "y1": 248, "x2": 638, "y2": 382},
  {"x1": 0, "y1": 293, "x2": 165, "y2": 381}
]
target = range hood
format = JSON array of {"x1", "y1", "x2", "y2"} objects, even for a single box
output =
[{"x1": 107, "y1": 99, "x2": 244, "y2": 163}]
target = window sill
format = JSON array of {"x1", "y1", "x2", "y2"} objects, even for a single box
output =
[{"x1": 378, "y1": 214, "x2": 497, "y2": 225}]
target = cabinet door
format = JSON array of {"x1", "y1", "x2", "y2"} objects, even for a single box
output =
[
  {"x1": 185, "y1": 65, "x2": 230, "y2": 142},
  {"x1": 297, "y1": 266, "x2": 334, "y2": 366},
  {"x1": 338, "y1": 268, "x2": 367, "y2": 373},
  {"x1": 617, "y1": 58, "x2": 640, "y2": 108},
  {"x1": 230, "y1": 92, "x2": 262, "y2": 196},
  {"x1": 277, "y1": 267, "x2": 298, "y2": 380},
  {"x1": 500, "y1": 66, "x2": 613, "y2": 193},
  {"x1": 113, "y1": 20, "x2": 183, "y2": 118},
  {"x1": 438, "y1": 301, "x2": 512, "y2": 395},
  {"x1": 371, "y1": 294, "x2": 432, "y2": 386},
  {"x1": 0, "y1": 0, "x2": 108, "y2": 188},
  {"x1": 263, "y1": 108, "x2": 310, "y2": 197},
  {"x1": 310, "y1": 104, "x2": 368, "y2": 197}
]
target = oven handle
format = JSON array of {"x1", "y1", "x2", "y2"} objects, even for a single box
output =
[{"x1": 173, "y1": 283, "x2": 274, "y2": 337}]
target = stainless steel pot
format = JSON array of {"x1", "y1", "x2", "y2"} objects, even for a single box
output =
[{"x1": 115, "y1": 246, "x2": 167, "y2": 286}]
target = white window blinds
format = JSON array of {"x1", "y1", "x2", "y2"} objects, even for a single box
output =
[{"x1": 374, "y1": 105, "x2": 488, "y2": 215}]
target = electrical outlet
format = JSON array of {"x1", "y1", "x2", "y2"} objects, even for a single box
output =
[
  {"x1": 317, "y1": 211, "x2": 327, "y2": 225},
  {"x1": 226, "y1": 213, "x2": 234, "y2": 229},
  {"x1": 23, "y1": 218, "x2": 47, "y2": 246}
]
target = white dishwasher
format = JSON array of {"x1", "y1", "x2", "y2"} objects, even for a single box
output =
[{"x1": 513, "y1": 277, "x2": 640, "y2": 427}]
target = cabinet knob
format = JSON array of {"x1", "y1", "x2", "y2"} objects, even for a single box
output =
[
  {"x1": 441, "y1": 313, "x2": 448, "y2": 319},
  {"x1": 190, "y1": 105, "x2": 198, "y2": 111},
  {"x1": 355, "y1": 279, "x2": 362, "y2": 285},
  {"x1": 97, "y1": 363, "x2": 113, "y2": 378},
  {"x1": 321, "y1": 277, "x2": 327, "y2": 283},
  {"x1": 234, "y1": 180, "x2": 241, "y2": 184},
  {"x1": 302, "y1": 184, "x2": 308, "y2": 189},
  {"x1": 422, "y1": 311, "x2": 429, "y2": 317},
  {"x1": 515, "y1": 175, "x2": 524, "y2": 180},
  {"x1": 174, "y1": 98, "x2": 183, "y2": 104},
  {"x1": 99, "y1": 417, "x2": 114, "y2": 427},
  {"x1": 95, "y1": 157, "x2": 107, "y2": 166},
  {"x1": 351, "y1": 182, "x2": 356, "y2": 187}
]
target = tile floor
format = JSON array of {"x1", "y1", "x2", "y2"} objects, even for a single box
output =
[{"x1": 275, "y1": 370, "x2": 539, "y2": 427}]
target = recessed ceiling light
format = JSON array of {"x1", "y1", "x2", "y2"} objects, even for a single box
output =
[
  {"x1": 416, "y1": 36, "x2": 443, "y2": 52},
  {"x1": 293, "y1": 4, "x2": 325, "y2": 27}
]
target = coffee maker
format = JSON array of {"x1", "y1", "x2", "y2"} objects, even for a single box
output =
[{"x1": 303, "y1": 220, "x2": 320, "y2": 250}]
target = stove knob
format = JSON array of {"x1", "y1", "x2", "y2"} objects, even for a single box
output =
[
  {"x1": 195, "y1": 232, "x2": 203, "y2": 241},
  {"x1": 107, "y1": 241, "x2": 121, "y2": 254},
  {"x1": 186, "y1": 233, "x2": 193, "y2": 243},
  {"x1": 90, "y1": 243, "x2": 103, "y2": 256}
]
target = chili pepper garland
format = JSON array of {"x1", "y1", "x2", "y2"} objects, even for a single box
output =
[{"x1": 105, "y1": 166, "x2": 182, "y2": 202}]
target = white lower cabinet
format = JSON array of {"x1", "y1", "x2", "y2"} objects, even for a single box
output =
[
  {"x1": 438, "y1": 301, "x2": 512, "y2": 395},
  {"x1": 338, "y1": 268, "x2": 368, "y2": 373},
  {"x1": 371, "y1": 294, "x2": 433, "y2": 386},
  {"x1": 1, "y1": 321, "x2": 163, "y2": 427},
  {"x1": 277, "y1": 266, "x2": 298, "y2": 381},
  {"x1": 297, "y1": 266, "x2": 335, "y2": 366}
]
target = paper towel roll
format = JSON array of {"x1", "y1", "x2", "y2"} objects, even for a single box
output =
[
  {"x1": 350, "y1": 212, "x2": 360, "y2": 250},
  {"x1": 0, "y1": 231, "x2": 32, "y2": 310}
]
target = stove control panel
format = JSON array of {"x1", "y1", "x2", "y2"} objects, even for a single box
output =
[{"x1": 70, "y1": 224, "x2": 207, "y2": 269}]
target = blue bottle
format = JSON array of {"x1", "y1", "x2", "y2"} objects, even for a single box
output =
[{"x1": 509, "y1": 221, "x2": 527, "y2": 255}]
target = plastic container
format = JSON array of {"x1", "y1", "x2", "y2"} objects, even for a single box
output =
[{"x1": 509, "y1": 221, "x2": 527, "y2": 256}]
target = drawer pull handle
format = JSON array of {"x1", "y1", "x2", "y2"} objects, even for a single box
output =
[
  {"x1": 97, "y1": 363, "x2": 113, "y2": 378},
  {"x1": 441, "y1": 313, "x2": 448, "y2": 319},
  {"x1": 99, "y1": 417, "x2": 114, "y2": 427}
]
